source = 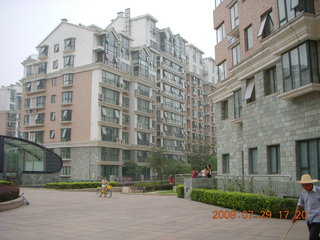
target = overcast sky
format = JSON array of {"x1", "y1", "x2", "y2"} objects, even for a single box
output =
[{"x1": 0, "y1": 0, "x2": 216, "y2": 87}]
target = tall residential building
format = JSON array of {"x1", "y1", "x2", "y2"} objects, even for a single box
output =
[
  {"x1": 211, "y1": 0, "x2": 320, "y2": 186},
  {"x1": 0, "y1": 84, "x2": 22, "y2": 137},
  {"x1": 20, "y1": 9, "x2": 216, "y2": 183}
]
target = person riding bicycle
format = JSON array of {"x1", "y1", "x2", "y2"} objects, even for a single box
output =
[{"x1": 101, "y1": 176, "x2": 108, "y2": 190}]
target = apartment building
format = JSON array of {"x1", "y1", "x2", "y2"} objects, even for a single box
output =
[
  {"x1": 0, "y1": 84, "x2": 22, "y2": 137},
  {"x1": 211, "y1": 0, "x2": 320, "y2": 186},
  {"x1": 20, "y1": 9, "x2": 216, "y2": 183}
]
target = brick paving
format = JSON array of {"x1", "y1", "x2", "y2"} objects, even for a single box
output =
[{"x1": 0, "y1": 188, "x2": 308, "y2": 240}]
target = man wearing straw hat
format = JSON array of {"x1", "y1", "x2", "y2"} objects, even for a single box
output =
[{"x1": 293, "y1": 174, "x2": 320, "y2": 240}]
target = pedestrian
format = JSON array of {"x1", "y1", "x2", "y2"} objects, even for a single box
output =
[
  {"x1": 293, "y1": 174, "x2": 320, "y2": 240},
  {"x1": 169, "y1": 175, "x2": 174, "y2": 184},
  {"x1": 207, "y1": 164, "x2": 212, "y2": 178},
  {"x1": 191, "y1": 168, "x2": 198, "y2": 178}
]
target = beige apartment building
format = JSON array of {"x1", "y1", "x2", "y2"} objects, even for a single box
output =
[
  {"x1": 0, "y1": 84, "x2": 22, "y2": 137},
  {"x1": 211, "y1": 0, "x2": 320, "y2": 195},
  {"x1": 20, "y1": 9, "x2": 216, "y2": 183}
]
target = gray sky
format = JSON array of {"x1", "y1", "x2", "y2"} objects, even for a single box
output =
[{"x1": 0, "y1": 0, "x2": 216, "y2": 87}]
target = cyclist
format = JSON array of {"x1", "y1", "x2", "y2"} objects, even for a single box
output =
[{"x1": 101, "y1": 176, "x2": 108, "y2": 190}]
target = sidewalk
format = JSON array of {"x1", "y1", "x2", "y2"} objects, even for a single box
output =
[{"x1": 0, "y1": 188, "x2": 308, "y2": 240}]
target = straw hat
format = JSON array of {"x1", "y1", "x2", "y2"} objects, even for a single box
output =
[{"x1": 297, "y1": 174, "x2": 319, "y2": 184}]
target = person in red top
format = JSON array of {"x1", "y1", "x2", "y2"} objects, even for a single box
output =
[
  {"x1": 169, "y1": 175, "x2": 174, "y2": 184},
  {"x1": 191, "y1": 168, "x2": 198, "y2": 178}
]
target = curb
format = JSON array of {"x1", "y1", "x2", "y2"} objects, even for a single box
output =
[{"x1": 0, "y1": 197, "x2": 24, "y2": 212}]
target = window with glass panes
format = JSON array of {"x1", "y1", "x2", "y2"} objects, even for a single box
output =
[
  {"x1": 122, "y1": 97, "x2": 129, "y2": 108},
  {"x1": 101, "y1": 107, "x2": 119, "y2": 124},
  {"x1": 61, "y1": 128, "x2": 71, "y2": 142},
  {"x1": 230, "y1": 2, "x2": 239, "y2": 29},
  {"x1": 222, "y1": 154, "x2": 230, "y2": 174},
  {"x1": 221, "y1": 100, "x2": 228, "y2": 120},
  {"x1": 249, "y1": 148, "x2": 258, "y2": 174},
  {"x1": 60, "y1": 147, "x2": 71, "y2": 159},
  {"x1": 61, "y1": 109, "x2": 72, "y2": 122},
  {"x1": 233, "y1": 90, "x2": 242, "y2": 119},
  {"x1": 217, "y1": 61, "x2": 226, "y2": 81},
  {"x1": 232, "y1": 44, "x2": 241, "y2": 66},
  {"x1": 62, "y1": 91, "x2": 73, "y2": 104},
  {"x1": 63, "y1": 74, "x2": 73, "y2": 85},
  {"x1": 105, "y1": 32, "x2": 118, "y2": 67},
  {"x1": 137, "y1": 132, "x2": 150, "y2": 146},
  {"x1": 101, "y1": 147, "x2": 119, "y2": 162},
  {"x1": 264, "y1": 66, "x2": 277, "y2": 95},
  {"x1": 101, "y1": 87, "x2": 119, "y2": 105},
  {"x1": 137, "y1": 98, "x2": 150, "y2": 113},
  {"x1": 216, "y1": 23, "x2": 225, "y2": 44},
  {"x1": 101, "y1": 126, "x2": 118, "y2": 142},
  {"x1": 102, "y1": 70, "x2": 120, "y2": 87},
  {"x1": 36, "y1": 96, "x2": 46, "y2": 107},
  {"x1": 282, "y1": 41, "x2": 319, "y2": 92},
  {"x1": 297, "y1": 138, "x2": 320, "y2": 180},
  {"x1": 137, "y1": 115, "x2": 150, "y2": 129},
  {"x1": 245, "y1": 25, "x2": 253, "y2": 50},
  {"x1": 267, "y1": 145, "x2": 280, "y2": 174},
  {"x1": 138, "y1": 83, "x2": 150, "y2": 96}
]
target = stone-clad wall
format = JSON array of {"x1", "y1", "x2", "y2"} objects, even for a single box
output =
[{"x1": 216, "y1": 60, "x2": 320, "y2": 181}]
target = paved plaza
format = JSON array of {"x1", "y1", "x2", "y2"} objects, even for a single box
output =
[{"x1": 0, "y1": 188, "x2": 308, "y2": 240}]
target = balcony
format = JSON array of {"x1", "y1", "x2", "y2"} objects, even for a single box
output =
[{"x1": 278, "y1": 83, "x2": 320, "y2": 100}]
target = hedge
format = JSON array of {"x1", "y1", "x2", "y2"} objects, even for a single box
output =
[
  {"x1": 44, "y1": 181, "x2": 117, "y2": 189},
  {"x1": 0, "y1": 181, "x2": 13, "y2": 185},
  {"x1": 191, "y1": 189, "x2": 297, "y2": 219},
  {"x1": 176, "y1": 185, "x2": 184, "y2": 198},
  {"x1": 0, "y1": 184, "x2": 20, "y2": 202},
  {"x1": 133, "y1": 183, "x2": 172, "y2": 192}
]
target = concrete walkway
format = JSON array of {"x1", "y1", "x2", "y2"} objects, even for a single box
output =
[{"x1": 0, "y1": 188, "x2": 308, "y2": 240}]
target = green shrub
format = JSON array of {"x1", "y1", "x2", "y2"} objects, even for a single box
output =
[
  {"x1": 191, "y1": 189, "x2": 297, "y2": 219},
  {"x1": 0, "y1": 180, "x2": 13, "y2": 185},
  {"x1": 176, "y1": 185, "x2": 184, "y2": 198},
  {"x1": 44, "y1": 181, "x2": 117, "y2": 189},
  {"x1": 133, "y1": 182, "x2": 172, "y2": 192},
  {"x1": 0, "y1": 184, "x2": 20, "y2": 202}
]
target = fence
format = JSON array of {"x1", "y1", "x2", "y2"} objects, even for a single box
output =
[{"x1": 182, "y1": 175, "x2": 304, "y2": 199}]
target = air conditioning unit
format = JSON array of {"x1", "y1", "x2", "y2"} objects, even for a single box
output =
[
  {"x1": 99, "y1": 93, "x2": 104, "y2": 101},
  {"x1": 138, "y1": 123, "x2": 143, "y2": 128}
]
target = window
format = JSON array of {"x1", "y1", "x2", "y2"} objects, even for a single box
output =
[
  {"x1": 244, "y1": 78, "x2": 255, "y2": 103},
  {"x1": 61, "y1": 110, "x2": 72, "y2": 122},
  {"x1": 36, "y1": 96, "x2": 46, "y2": 108},
  {"x1": 222, "y1": 154, "x2": 230, "y2": 174},
  {"x1": 137, "y1": 98, "x2": 150, "y2": 113},
  {"x1": 137, "y1": 83, "x2": 150, "y2": 97},
  {"x1": 54, "y1": 44, "x2": 59, "y2": 53},
  {"x1": 232, "y1": 44, "x2": 241, "y2": 66},
  {"x1": 62, "y1": 91, "x2": 73, "y2": 104},
  {"x1": 36, "y1": 79, "x2": 46, "y2": 90},
  {"x1": 60, "y1": 147, "x2": 71, "y2": 159},
  {"x1": 63, "y1": 56, "x2": 74, "y2": 68},
  {"x1": 122, "y1": 97, "x2": 129, "y2": 108},
  {"x1": 245, "y1": 25, "x2": 253, "y2": 50},
  {"x1": 249, "y1": 148, "x2": 258, "y2": 174},
  {"x1": 264, "y1": 66, "x2": 277, "y2": 95},
  {"x1": 282, "y1": 41, "x2": 319, "y2": 92},
  {"x1": 64, "y1": 38, "x2": 75, "y2": 51},
  {"x1": 101, "y1": 88, "x2": 119, "y2": 105},
  {"x1": 217, "y1": 61, "x2": 227, "y2": 81},
  {"x1": 38, "y1": 62, "x2": 47, "y2": 74},
  {"x1": 230, "y1": 2, "x2": 239, "y2": 29},
  {"x1": 268, "y1": 145, "x2": 280, "y2": 174},
  {"x1": 51, "y1": 95, "x2": 56, "y2": 103},
  {"x1": 215, "y1": 0, "x2": 223, "y2": 7},
  {"x1": 221, "y1": 100, "x2": 228, "y2": 120},
  {"x1": 233, "y1": 89, "x2": 242, "y2": 119},
  {"x1": 258, "y1": 11, "x2": 274, "y2": 38},
  {"x1": 137, "y1": 115, "x2": 150, "y2": 129},
  {"x1": 39, "y1": 46, "x2": 48, "y2": 57},
  {"x1": 216, "y1": 23, "x2": 225, "y2": 43},
  {"x1": 297, "y1": 139, "x2": 320, "y2": 179},
  {"x1": 50, "y1": 112, "x2": 56, "y2": 121},
  {"x1": 278, "y1": 0, "x2": 314, "y2": 26},
  {"x1": 102, "y1": 71, "x2": 120, "y2": 87},
  {"x1": 137, "y1": 132, "x2": 150, "y2": 146},
  {"x1": 101, "y1": 148, "x2": 119, "y2": 162},
  {"x1": 49, "y1": 130, "x2": 55, "y2": 139},
  {"x1": 61, "y1": 166, "x2": 71, "y2": 176},
  {"x1": 101, "y1": 126, "x2": 118, "y2": 142},
  {"x1": 53, "y1": 60, "x2": 58, "y2": 69},
  {"x1": 101, "y1": 107, "x2": 119, "y2": 124},
  {"x1": 63, "y1": 74, "x2": 73, "y2": 86},
  {"x1": 52, "y1": 78, "x2": 57, "y2": 86},
  {"x1": 61, "y1": 128, "x2": 71, "y2": 142},
  {"x1": 122, "y1": 114, "x2": 129, "y2": 126}
]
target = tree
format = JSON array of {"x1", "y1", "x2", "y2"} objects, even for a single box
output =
[
  {"x1": 146, "y1": 146, "x2": 167, "y2": 182},
  {"x1": 185, "y1": 140, "x2": 216, "y2": 171},
  {"x1": 122, "y1": 161, "x2": 140, "y2": 178}
]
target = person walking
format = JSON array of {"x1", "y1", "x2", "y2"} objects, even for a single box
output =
[
  {"x1": 293, "y1": 174, "x2": 320, "y2": 240},
  {"x1": 191, "y1": 168, "x2": 198, "y2": 178}
]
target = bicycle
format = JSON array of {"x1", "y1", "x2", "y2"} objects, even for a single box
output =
[{"x1": 97, "y1": 185, "x2": 112, "y2": 198}]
